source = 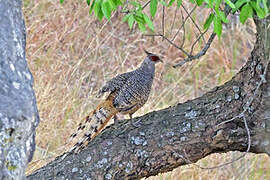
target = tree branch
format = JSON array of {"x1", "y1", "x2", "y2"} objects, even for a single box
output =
[
  {"x1": 0, "y1": 1, "x2": 39, "y2": 179},
  {"x1": 172, "y1": 1, "x2": 236, "y2": 67},
  {"x1": 173, "y1": 33, "x2": 216, "y2": 67},
  {"x1": 28, "y1": 32, "x2": 270, "y2": 179},
  {"x1": 144, "y1": 33, "x2": 192, "y2": 57},
  {"x1": 28, "y1": 14, "x2": 270, "y2": 180}
]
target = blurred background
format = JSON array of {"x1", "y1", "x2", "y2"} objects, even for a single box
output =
[{"x1": 23, "y1": 0, "x2": 270, "y2": 179}]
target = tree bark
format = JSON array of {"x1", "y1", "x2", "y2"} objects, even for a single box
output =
[
  {"x1": 0, "y1": 0, "x2": 39, "y2": 179},
  {"x1": 27, "y1": 15, "x2": 270, "y2": 180}
]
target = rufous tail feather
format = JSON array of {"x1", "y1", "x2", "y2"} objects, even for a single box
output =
[{"x1": 68, "y1": 93, "x2": 118, "y2": 153}]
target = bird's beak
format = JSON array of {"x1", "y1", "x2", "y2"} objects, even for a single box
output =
[
  {"x1": 159, "y1": 59, "x2": 163, "y2": 63},
  {"x1": 144, "y1": 49, "x2": 152, "y2": 55}
]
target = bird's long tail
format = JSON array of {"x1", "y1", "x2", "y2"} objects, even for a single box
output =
[{"x1": 68, "y1": 94, "x2": 118, "y2": 153}]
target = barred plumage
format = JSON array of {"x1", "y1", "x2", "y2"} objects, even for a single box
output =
[{"x1": 68, "y1": 50, "x2": 162, "y2": 153}]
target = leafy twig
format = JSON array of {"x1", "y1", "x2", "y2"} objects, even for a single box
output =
[
  {"x1": 181, "y1": 5, "x2": 205, "y2": 43},
  {"x1": 144, "y1": 33, "x2": 192, "y2": 58},
  {"x1": 171, "y1": 6, "x2": 196, "y2": 42},
  {"x1": 173, "y1": 33, "x2": 216, "y2": 68},
  {"x1": 142, "y1": 0, "x2": 151, "y2": 9}
]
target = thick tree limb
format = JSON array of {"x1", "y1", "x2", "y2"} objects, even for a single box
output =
[
  {"x1": 0, "y1": 0, "x2": 39, "y2": 179},
  {"x1": 28, "y1": 16, "x2": 270, "y2": 180}
]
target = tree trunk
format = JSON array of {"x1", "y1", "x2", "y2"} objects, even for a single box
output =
[
  {"x1": 27, "y1": 15, "x2": 270, "y2": 180},
  {"x1": 0, "y1": 0, "x2": 39, "y2": 179}
]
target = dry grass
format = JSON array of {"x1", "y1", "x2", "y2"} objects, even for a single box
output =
[{"x1": 23, "y1": 0, "x2": 270, "y2": 179}]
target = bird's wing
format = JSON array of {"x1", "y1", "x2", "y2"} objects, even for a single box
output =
[
  {"x1": 113, "y1": 75, "x2": 152, "y2": 111},
  {"x1": 98, "y1": 71, "x2": 134, "y2": 95}
]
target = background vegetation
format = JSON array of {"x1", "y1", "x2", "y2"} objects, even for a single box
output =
[{"x1": 23, "y1": 0, "x2": 270, "y2": 179}]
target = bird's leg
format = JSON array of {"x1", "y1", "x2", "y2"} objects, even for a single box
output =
[
  {"x1": 112, "y1": 115, "x2": 119, "y2": 129},
  {"x1": 129, "y1": 113, "x2": 140, "y2": 128},
  {"x1": 116, "y1": 114, "x2": 140, "y2": 136}
]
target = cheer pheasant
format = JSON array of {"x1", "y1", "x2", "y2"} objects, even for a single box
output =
[{"x1": 69, "y1": 50, "x2": 162, "y2": 152}]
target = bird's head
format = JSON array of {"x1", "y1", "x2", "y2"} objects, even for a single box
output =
[{"x1": 144, "y1": 49, "x2": 163, "y2": 64}]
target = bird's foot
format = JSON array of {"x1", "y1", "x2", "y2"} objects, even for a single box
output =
[
  {"x1": 112, "y1": 115, "x2": 119, "y2": 129},
  {"x1": 115, "y1": 118, "x2": 140, "y2": 137},
  {"x1": 129, "y1": 118, "x2": 141, "y2": 128}
]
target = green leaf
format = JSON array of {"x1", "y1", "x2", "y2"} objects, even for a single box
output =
[
  {"x1": 97, "y1": 9, "x2": 104, "y2": 20},
  {"x1": 177, "y1": 0, "x2": 182, "y2": 7},
  {"x1": 160, "y1": 0, "x2": 168, "y2": 7},
  {"x1": 195, "y1": 0, "x2": 203, "y2": 6},
  {"x1": 214, "y1": 16, "x2": 222, "y2": 38},
  {"x1": 168, "y1": 0, "x2": 175, "y2": 7},
  {"x1": 128, "y1": 15, "x2": 135, "y2": 29},
  {"x1": 240, "y1": 3, "x2": 253, "y2": 24},
  {"x1": 232, "y1": 0, "x2": 246, "y2": 13},
  {"x1": 134, "y1": 14, "x2": 145, "y2": 24},
  {"x1": 203, "y1": 13, "x2": 214, "y2": 30},
  {"x1": 94, "y1": 0, "x2": 104, "y2": 21},
  {"x1": 208, "y1": 0, "x2": 213, "y2": 8},
  {"x1": 250, "y1": 1, "x2": 265, "y2": 18},
  {"x1": 138, "y1": 22, "x2": 146, "y2": 32},
  {"x1": 216, "y1": 10, "x2": 229, "y2": 23},
  {"x1": 60, "y1": 0, "x2": 64, "y2": 3},
  {"x1": 122, "y1": 14, "x2": 130, "y2": 22},
  {"x1": 224, "y1": 0, "x2": 235, "y2": 9},
  {"x1": 94, "y1": 0, "x2": 102, "y2": 17},
  {"x1": 130, "y1": 0, "x2": 141, "y2": 7},
  {"x1": 87, "y1": 0, "x2": 91, "y2": 5},
  {"x1": 113, "y1": 0, "x2": 122, "y2": 6},
  {"x1": 89, "y1": 0, "x2": 96, "y2": 14},
  {"x1": 143, "y1": 14, "x2": 155, "y2": 31},
  {"x1": 257, "y1": 0, "x2": 261, "y2": 7},
  {"x1": 215, "y1": 0, "x2": 222, "y2": 11},
  {"x1": 189, "y1": 0, "x2": 195, "y2": 3},
  {"x1": 262, "y1": 0, "x2": 268, "y2": 14},
  {"x1": 102, "y1": 0, "x2": 112, "y2": 20},
  {"x1": 108, "y1": 0, "x2": 116, "y2": 10},
  {"x1": 150, "y1": 0, "x2": 158, "y2": 17}
]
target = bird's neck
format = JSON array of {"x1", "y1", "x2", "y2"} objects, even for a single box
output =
[{"x1": 138, "y1": 59, "x2": 155, "y2": 75}]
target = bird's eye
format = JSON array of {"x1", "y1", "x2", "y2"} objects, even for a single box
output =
[{"x1": 150, "y1": 55, "x2": 160, "y2": 62}]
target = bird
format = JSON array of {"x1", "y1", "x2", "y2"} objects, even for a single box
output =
[{"x1": 68, "y1": 49, "x2": 162, "y2": 153}]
